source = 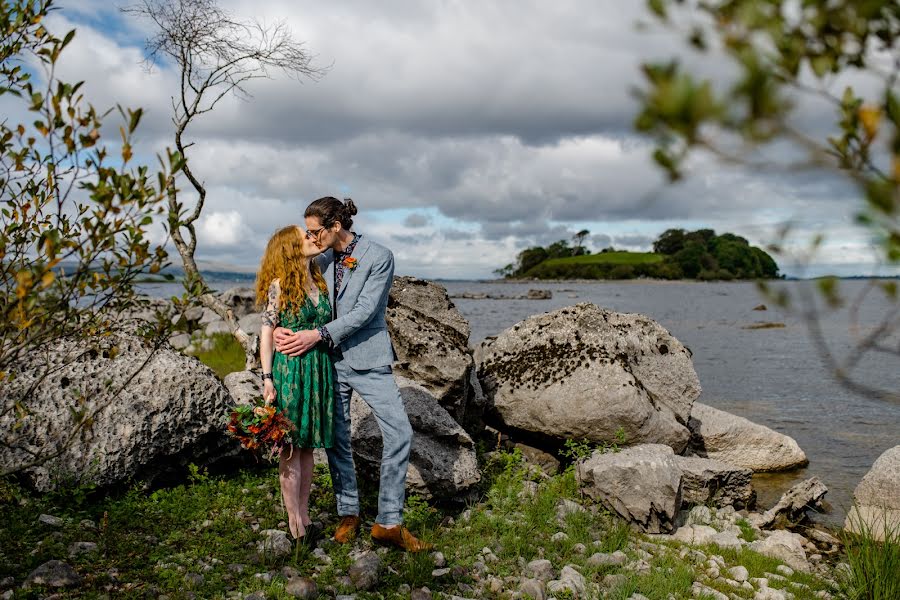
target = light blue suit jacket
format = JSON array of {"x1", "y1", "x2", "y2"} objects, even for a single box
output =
[{"x1": 316, "y1": 236, "x2": 397, "y2": 371}]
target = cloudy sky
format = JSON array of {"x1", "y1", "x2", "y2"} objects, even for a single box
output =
[{"x1": 35, "y1": 0, "x2": 899, "y2": 278}]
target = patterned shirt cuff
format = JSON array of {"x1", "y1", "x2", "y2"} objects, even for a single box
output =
[{"x1": 317, "y1": 326, "x2": 333, "y2": 346}]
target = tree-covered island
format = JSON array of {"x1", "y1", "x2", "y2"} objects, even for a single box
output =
[{"x1": 496, "y1": 228, "x2": 780, "y2": 280}]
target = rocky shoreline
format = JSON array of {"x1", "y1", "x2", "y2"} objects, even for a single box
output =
[{"x1": 2, "y1": 276, "x2": 897, "y2": 598}]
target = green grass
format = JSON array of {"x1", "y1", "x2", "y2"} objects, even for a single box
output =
[
  {"x1": 189, "y1": 332, "x2": 246, "y2": 378},
  {"x1": 541, "y1": 252, "x2": 664, "y2": 267},
  {"x1": 839, "y1": 508, "x2": 900, "y2": 600},
  {"x1": 736, "y1": 518, "x2": 758, "y2": 542},
  {"x1": 607, "y1": 553, "x2": 696, "y2": 600},
  {"x1": 0, "y1": 449, "x2": 848, "y2": 600}
]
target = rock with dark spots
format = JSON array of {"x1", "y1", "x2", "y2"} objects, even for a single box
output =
[
  {"x1": 285, "y1": 577, "x2": 318, "y2": 599},
  {"x1": 576, "y1": 444, "x2": 683, "y2": 533},
  {"x1": 475, "y1": 304, "x2": 699, "y2": 452},
  {"x1": 244, "y1": 592, "x2": 267, "y2": 600},
  {"x1": 674, "y1": 455, "x2": 755, "y2": 509},
  {"x1": 387, "y1": 276, "x2": 484, "y2": 430},
  {"x1": 845, "y1": 445, "x2": 900, "y2": 542},
  {"x1": 687, "y1": 402, "x2": 807, "y2": 472},
  {"x1": 218, "y1": 286, "x2": 257, "y2": 318},
  {"x1": 223, "y1": 370, "x2": 262, "y2": 406},
  {"x1": 350, "y1": 376, "x2": 480, "y2": 498},
  {"x1": 0, "y1": 333, "x2": 231, "y2": 491},
  {"x1": 349, "y1": 552, "x2": 381, "y2": 591},
  {"x1": 751, "y1": 477, "x2": 828, "y2": 529},
  {"x1": 25, "y1": 560, "x2": 81, "y2": 588}
]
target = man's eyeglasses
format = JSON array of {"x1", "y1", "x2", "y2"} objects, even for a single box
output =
[{"x1": 305, "y1": 226, "x2": 327, "y2": 239}]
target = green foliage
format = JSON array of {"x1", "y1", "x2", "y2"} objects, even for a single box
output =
[
  {"x1": 0, "y1": 0, "x2": 182, "y2": 477},
  {"x1": 840, "y1": 510, "x2": 900, "y2": 600},
  {"x1": 542, "y1": 251, "x2": 663, "y2": 267},
  {"x1": 637, "y1": 0, "x2": 899, "y2": 397},
  {"x1": 189, "y1": 332, "x2": 246, "y2": 379},
  {"x1": 561, "y1": 438, "x2": 595, "y2": 462},
  {"x1": 736, "y1": 518, "x2": 757, "y2": 542},
  {"x1": 504, "y1": 229, "x2": 778, "y2": 280},
  {"x1": 561, "y1": 429, "x2": 626, "y2": 467}
]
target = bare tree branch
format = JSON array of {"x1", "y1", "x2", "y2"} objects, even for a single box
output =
[{"x1": 123, "y1": 0, "x2": 326, "y2": 370}]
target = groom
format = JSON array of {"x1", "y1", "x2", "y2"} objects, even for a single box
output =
[{"x1": 274, "y1": 196, "x2": 432, "y2": 552}]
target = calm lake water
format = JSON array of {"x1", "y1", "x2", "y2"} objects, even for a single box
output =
[{"x1": 144, "y1": 278, "x2": 899, "y2": 523}]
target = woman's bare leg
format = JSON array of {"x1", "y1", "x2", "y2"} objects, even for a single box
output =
[
  {"x1": 297, "y1": 448, "x2": 315, "y2": 527},
  {"x1": 279, "y1": 446, "x2": 306, "y2": 539}
]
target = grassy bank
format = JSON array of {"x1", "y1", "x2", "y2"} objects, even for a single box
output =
[
  {"x1": 0, "y1": 451, "x2": 857, "y2": 599},
  {"x1": 541, "y1": 252, "x2": 664, "y2": 267}
]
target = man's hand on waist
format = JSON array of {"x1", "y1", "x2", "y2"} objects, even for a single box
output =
[{"x1": 276, "y1": 328, "x2": 322, "y2": 357}]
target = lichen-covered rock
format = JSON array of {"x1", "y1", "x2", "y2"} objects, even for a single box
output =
[
  {"x1": 0, "y1": 333, "x2": 230, "y2": 491},
  {"x1": 350, "y1": 375, "x2": 480, "y2": 498},
  {"x1": 387, "y1": 276, "x2": 484, "y2": 430},
  {"x1": 476, "y1": 304, "x2": 699, "y2": 452},
  {"x1": 845, "y1": 445, "x2": 900, "y2": 542},
  {"x1": 674, "y1": 455, "x2": 755, "y2": 509},
  {"x1": 688, "y1": 402, "x2": 807, "y2": 472},
  {"x1": 576, "y1": 444, "x2": 683, "y2": 533}
]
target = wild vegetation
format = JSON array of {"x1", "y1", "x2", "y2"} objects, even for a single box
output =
[
  {"x1": 0, "y1": 447, "x2": 854, "y2": 599},
  {"x1": 0, "y1": 0, "x2": 181, "y2": 477},
  {"x1": 500, "y1": 228, "x2": 779, "y2": 281}
]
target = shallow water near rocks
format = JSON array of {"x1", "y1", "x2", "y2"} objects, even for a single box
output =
[{"x1": 441, "y1": 279, "x2": 900, "y2": 526}]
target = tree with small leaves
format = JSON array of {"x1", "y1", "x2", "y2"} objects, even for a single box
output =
[
  {"x1": 0, "y1": 0, "x2": 182, "y2": 476},
  {"x1": 636, "y1": 0, "x2": 899, "y2": 400}
]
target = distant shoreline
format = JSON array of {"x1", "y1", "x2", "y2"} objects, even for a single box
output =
[{"x1": 446, "y1": 275, "x2": 900, "y2": 285}]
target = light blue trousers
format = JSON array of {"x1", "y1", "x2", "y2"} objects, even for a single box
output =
[{"x1": 326, "y1": 361, "x2": 412, "y2": 526}]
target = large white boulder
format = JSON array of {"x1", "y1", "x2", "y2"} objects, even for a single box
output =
[
  {"x1": 687, "y1": 402, "x2": 807, "y2": 472},
  {"x1": 0, "y1": 334, "x2": 230, "y2": 491},
  {"x1": 387, "y1": 276, "x2": 484, "y2": 430},
  {"x1": 844, "y1": 445, "x2": 900, "y2": 542},
  {"x1": 576, "y1": 444, "x2": 683, "y2": 533},
  {"x1": 476, "y1": 304, "x2": 700, "y2": 452}
]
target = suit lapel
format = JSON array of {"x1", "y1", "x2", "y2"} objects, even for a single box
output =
[
  {"x1": 321, "y1": 250, "x2": 336, "y2": 317},
  {"x1": 338, "y1": 236, "x2": 371, "y2": 300}
]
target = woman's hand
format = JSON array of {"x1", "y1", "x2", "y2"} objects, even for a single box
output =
[{"x1": 263, "y1": 380, "x2": 276, "y2": 405}]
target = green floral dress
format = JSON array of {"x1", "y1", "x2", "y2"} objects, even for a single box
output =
[{"x1": 272, "y1": 293, "x2": 335, "y2": 449}]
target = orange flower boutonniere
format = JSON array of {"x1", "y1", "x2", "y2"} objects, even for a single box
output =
[{"x1": 342, "y1": 256, "x2": 359, "y2": 270}]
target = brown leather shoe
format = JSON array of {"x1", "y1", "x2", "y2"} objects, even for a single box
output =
[
  {"x1": 371, "y1": 524, "x2": 434, "y2": 552},
  {"x1": 333, "y1": 515, "x2": 361, "y2": 543}
]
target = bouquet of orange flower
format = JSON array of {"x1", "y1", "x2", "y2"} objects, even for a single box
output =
[{"x1": 224, "y1": 397, "x2": 295, "y2": 462}]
